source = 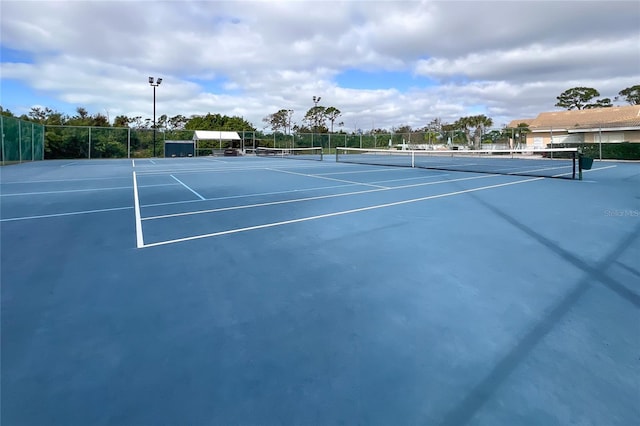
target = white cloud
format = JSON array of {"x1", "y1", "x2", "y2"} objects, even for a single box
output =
[{"x1": 1, "y1": 0, "x2": 639, "y2": 130}]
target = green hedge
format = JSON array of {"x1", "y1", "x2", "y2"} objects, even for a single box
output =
[{"x1": 548, "y1": 142, "x2": 640, "y2": 160}]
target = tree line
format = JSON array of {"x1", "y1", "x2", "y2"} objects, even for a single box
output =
[
  {"x1": 2, "y1": 83, "x2": 637, "y2": 155},
  {"x1": 0, "y1": 107, "x2": 258, "y2": 158},
  {"x1": 0, "y1": 106, "x2": 256, "y2": 133}
]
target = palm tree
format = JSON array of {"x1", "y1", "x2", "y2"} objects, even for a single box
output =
[
  {"x1": 455, "y1": 115, "x2": 493, "y2": 149},
  {"x1": 515, "y1": 123, "x2": 530, "y2": 148}
]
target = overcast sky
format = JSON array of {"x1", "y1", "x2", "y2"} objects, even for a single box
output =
[{"x1": 1, "y1": 0, "x2": 639, "y2": 131}]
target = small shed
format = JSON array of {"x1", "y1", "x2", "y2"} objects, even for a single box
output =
[{"x1": 164, "y1": 140, "x2": 195, "y2": 157}]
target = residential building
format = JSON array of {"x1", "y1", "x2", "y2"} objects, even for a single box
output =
[{"x1": 507, "y1": 105, "x2": 640, "y2": 148}]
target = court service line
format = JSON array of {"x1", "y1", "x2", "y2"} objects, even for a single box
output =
[
  {"x1": 140, "y1": 177, "x2": 543, "y2": 248},
  {"x1": 141, "y1": 183, "x2": 353, "y2": 208},
  {"x1": 133, "y1": 171, "x2": 145, "y2": 248},
  {"x1": 315, "y1": 168, "x2": 404, "y2": 176},
  {"x1": 0, "y1": 183, "x2": 179, "y2": 197},
  {"x1": 267, "y1": 168, "x2": 390, "y2": 189},
  {"x1": 142, "y1": 187, "x2": 385, "y2": 220},
  {"x1": 0, "y1": 185, "x2": 136, "y2": 197},
  {"x1": 202, "y1": 157, "x2": 227, "y2": 163},
  {"x1": 0, "y1": 176, "x2": 133, "y2": 184},
  {"x1": 547, "y1": 164, "x2": 617, "y2": 179},
  {"x1": 139, "y1": 172, "x2": 458, "y2": 209},
  {"x1": 134, "y1": 162, "x2": 330, "y2": 176},
  {"x1": 170, "y1": 175, "x2": 206, "y2": 200},
  {"x1": 60, "y1": 161, "x2": 78, "y2": 167},
  {"x1": 0, "y1": 206, "x2": 133, "y2": 222},
  {"x1": 132, "y1": 159, "x2": 136, "y2": 168},
  {"x1": 584, "y1": 165, "x2": 618, "y2": 173},
  {"x1": 142, "y1": 174, "x2": 497, "y2": 221},
  {"x1": 369, "y1": 173, "x2": 450, "y2": 185}
]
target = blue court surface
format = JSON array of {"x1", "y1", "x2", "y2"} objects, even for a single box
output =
[{"x1": 1, "y1": 156, "x2": 639, "y2": 425}]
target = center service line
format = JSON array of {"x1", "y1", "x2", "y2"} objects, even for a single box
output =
[
  {"x1": 140, "y1": 176, "x2": 543, "y2": 249},
  {"x1": 170, "y1": 175, "x2": 206, "y2": 200}
]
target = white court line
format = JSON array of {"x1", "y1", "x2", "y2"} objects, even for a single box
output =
[
  {"x1": 315, "y1": 168, "x2": 404, "y2": 176},
  {"x1": 268, "y1": 168, "x2": 390, "y2": 189},
  {"x1": 141, "y1": 183, "x2": 358, "y2": 208},
  {"x1": 0, "y1": 185, "x2": 135, "y2": 197},
  {"x1": 142, "y1": 187, "x2": 386, "y2": 220},
  {"x1": 140, "y1": 177, "x2": 543, "y2": 248},
  {"x1": 0, "y1": 206, "x2": 133, "y2": 222},
  {"x1": 140, "y1": 173, "x2": 494, "y2": 211},
  {"x1": 549, "y1": 164, "x2": 617, "y2": 179},
  {"x1": 0, "y1": 176, "x2": 133, "y2": 184},
  {"x1": 60, "y1": 161, "x2": 78, "y2": 167},
  {"x1": 142, "y1": 174, "x2": 497, "y2": 220},
  {"x1": 584, "y1": 165, "x2": 618, "y2": 173},
  {"x1": 369, "y1": 174, "x2": 450, "y2": 185},
  {"x1": 149, "y1": 159, "x2": 156, "y2": 165},
  {"x1": 0, "y1": 183, "x2": 179, "y2": 197},
  {"x1": 170, "y1": 175, "x2": 206, "y2": 200},
  {"x1": 132, "y1": 159, "x2": 135, "y2": 168},
  {"x1": 133, "y1": 171, "x2": 144, "y2": 248},
  {"x1": 135, "y1": 162, "x2": 331, "y2": 176}
]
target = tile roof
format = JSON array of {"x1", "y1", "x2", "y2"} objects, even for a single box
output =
[
  {"x1": 508, "y1": 105, "x2": 640, "y2": 130},
  {"x1": 506, "y1": 118, "x2": 536, "y2": 128}
]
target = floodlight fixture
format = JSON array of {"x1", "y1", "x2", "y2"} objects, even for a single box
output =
[{"x1": 148, "y1": 76, "x2": 163, "y2": 157}]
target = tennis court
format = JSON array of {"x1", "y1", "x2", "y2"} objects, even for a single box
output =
[{"x1": 2, "y1": 154, "x2": 639, "y2": 425}]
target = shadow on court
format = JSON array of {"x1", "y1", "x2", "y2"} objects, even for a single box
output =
[
  {"x1": 1, "y1": 158, "x2": 638, "y2": 425},
  {"x1": 438, "y1": 186, "x2": 640, "y2": 425}
]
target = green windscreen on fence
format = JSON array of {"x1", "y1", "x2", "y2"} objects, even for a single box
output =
[{"x1": 1, "y1": 115, "x2": 45, "y2": 165}]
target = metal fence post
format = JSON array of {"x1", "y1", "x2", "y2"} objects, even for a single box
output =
[
  {"x1": 1, "y1": 115, "x2": 4, "y2": 165},
  {"x1": 18, "y1": 119, "x2": 22, "y2": 163},
  {"x1": 598, "y1": 126, "x2": 602, "y2": 160}
]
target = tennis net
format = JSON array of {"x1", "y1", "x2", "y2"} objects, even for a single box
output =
[
  {"x1": 255, "y1": 146, "x2": 323, "y2": 161},
  {"x1": 336, "y1": 147, "x2": 581, "y2": 179}
]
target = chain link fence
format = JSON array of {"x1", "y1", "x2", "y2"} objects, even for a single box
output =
[
  {"x1": 38, "y1": 126, "x2": 525, "y2": 159},
  {"x1": 1, "y1": 115, "x2": 45, "y2": 165},
  {"x1": 28, "y1": 124, "x2": 638, "y2": 160}
]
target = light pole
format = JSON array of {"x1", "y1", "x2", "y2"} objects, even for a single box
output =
[
  {"x1": 312, "y1": 96, "x2": 321, "y2": 132},
  {"x1": 149, "y1": 76, "x2": 163, "y2": 157},
  {"x1": 286, "y1": 109, "x2": 294, "y2": 134},
  {"x1": 287, "y1": 109, "x2": 294, "y2": 149}
]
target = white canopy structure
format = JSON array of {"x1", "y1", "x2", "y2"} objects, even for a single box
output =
[
  {"x1": 192, "y1": 130, "x2": 243, "y2": 156},
  {"x1": 192, "y1": 131, "x2": 241, "y2": 142}
]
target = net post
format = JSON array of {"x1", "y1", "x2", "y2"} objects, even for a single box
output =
[
  {"x1": 577, "y1": 151, "x2": 582, "y2": 180},
  {"x1": 411, "y1": 151, "x2": 415, "y2": 167}
]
